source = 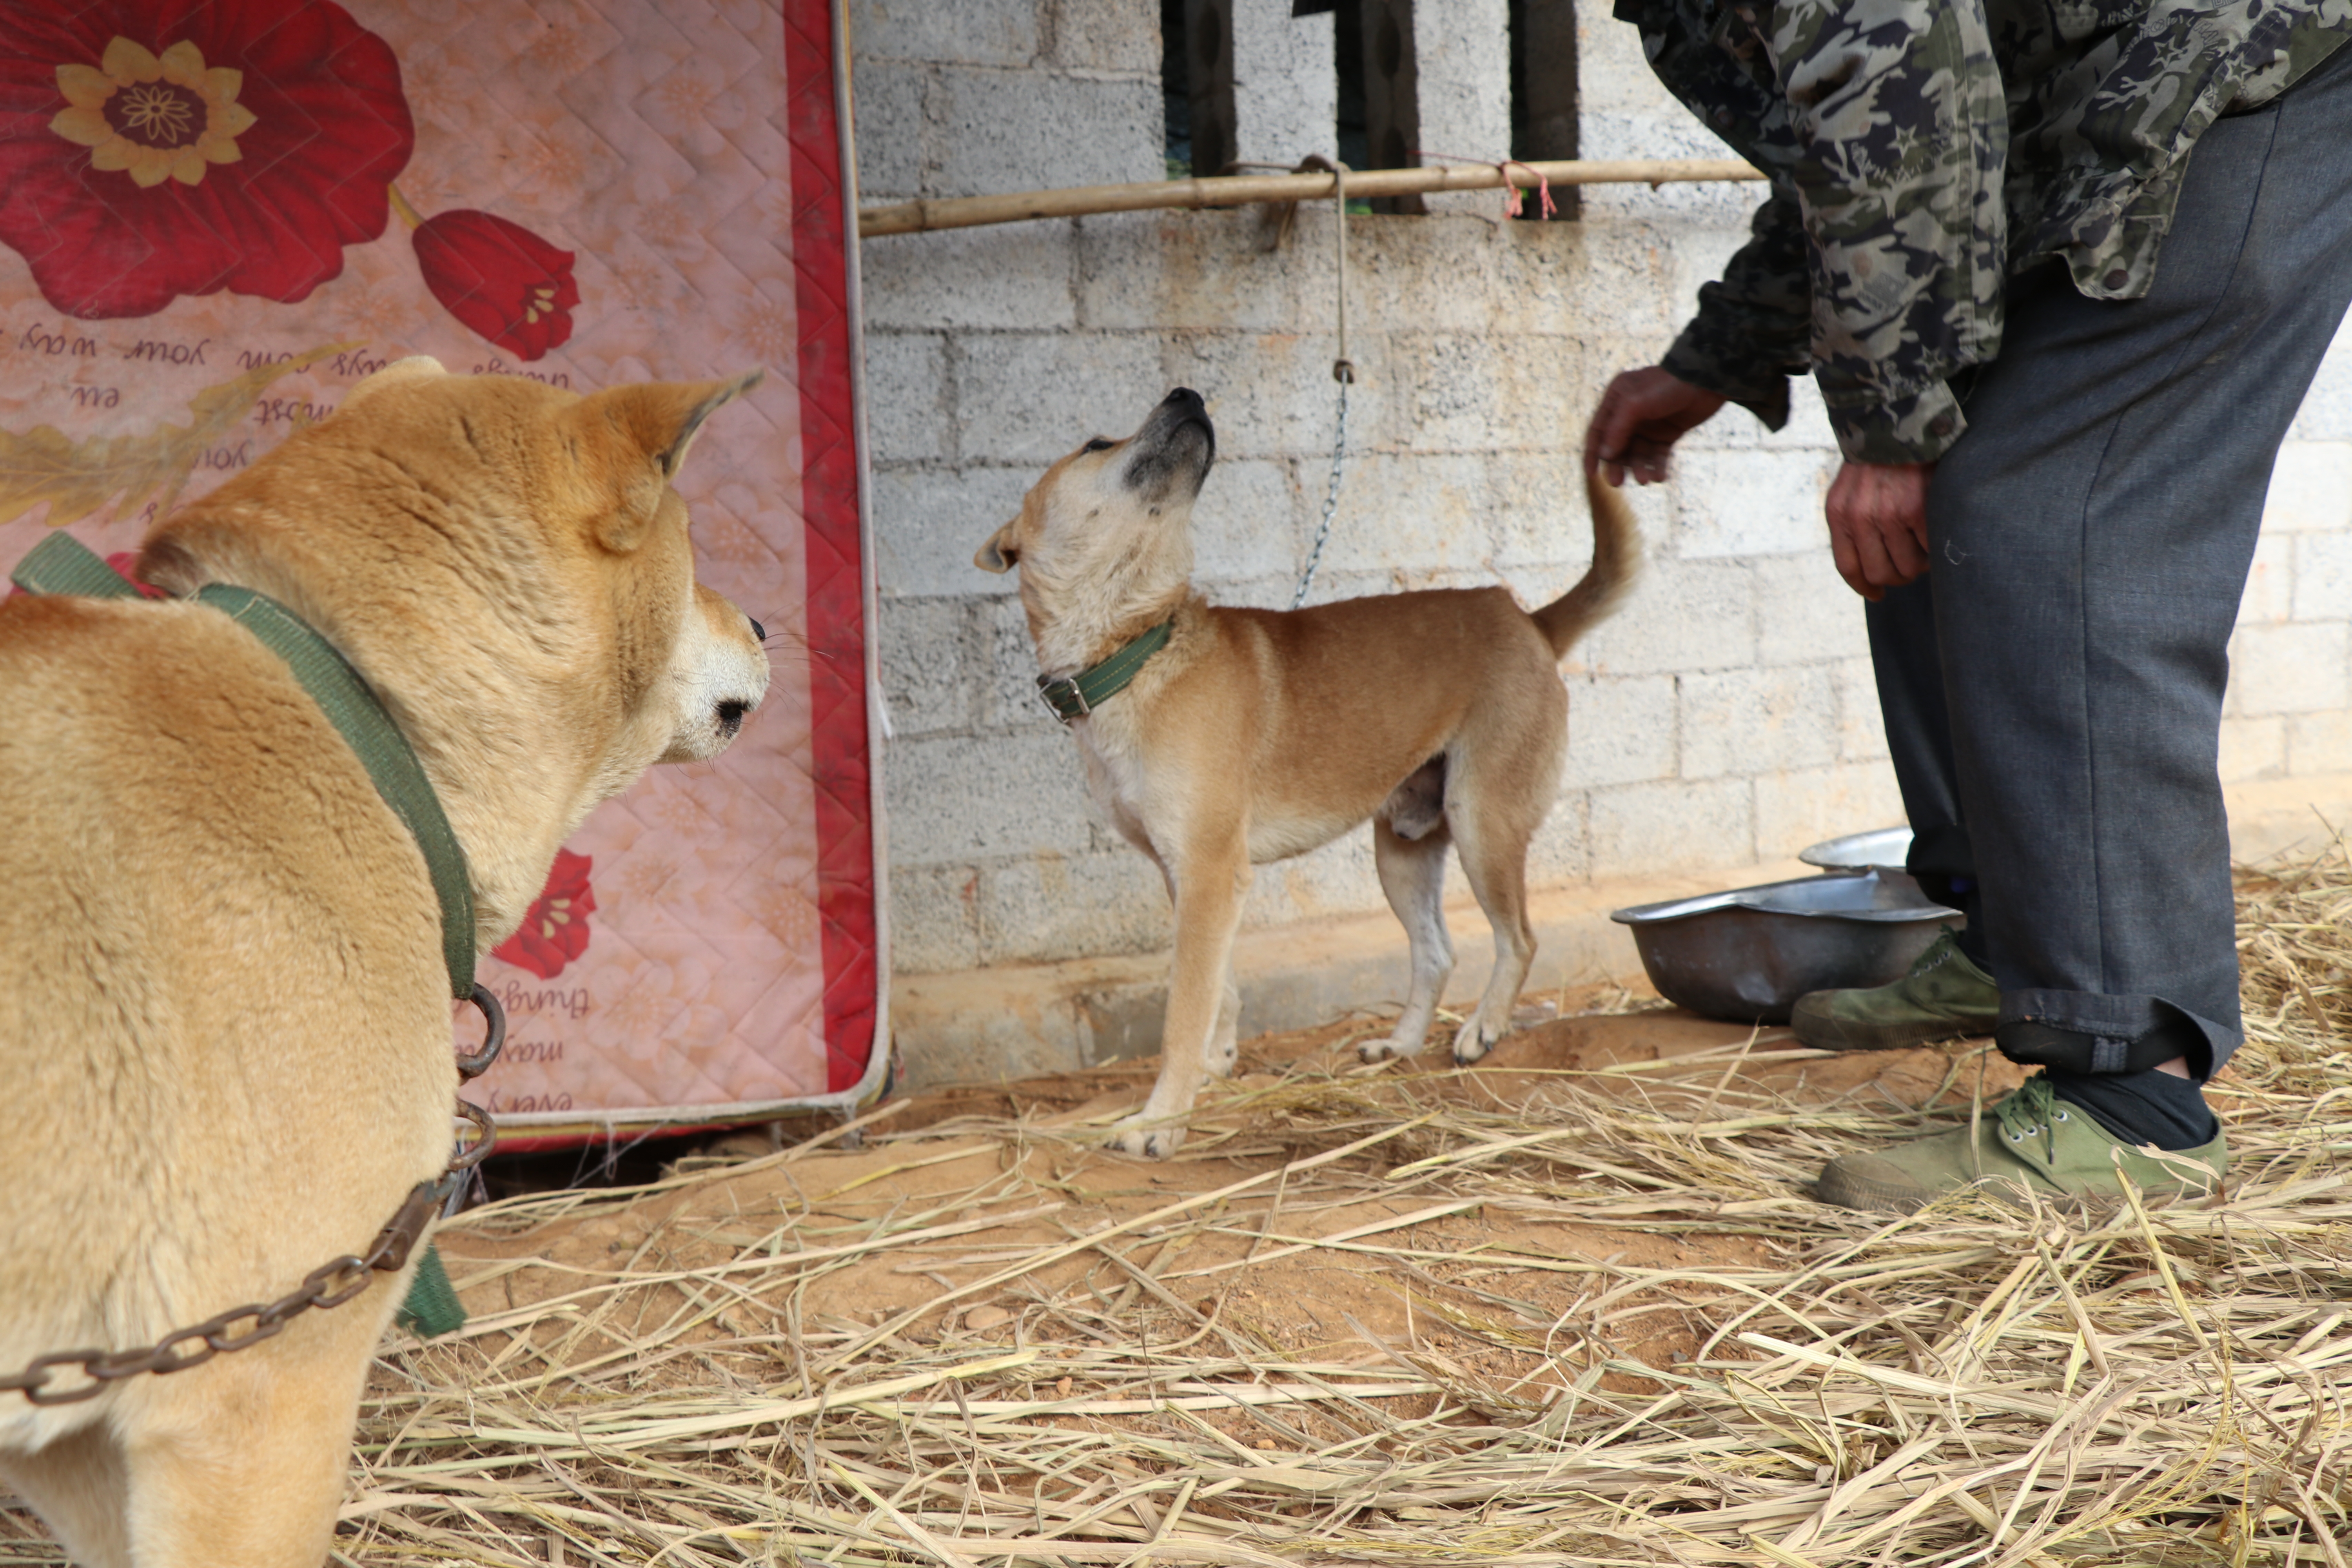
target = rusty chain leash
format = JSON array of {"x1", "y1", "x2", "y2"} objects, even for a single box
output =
[{"x1": 1, "y1": 994, "x2": 504, "y2": 1407}]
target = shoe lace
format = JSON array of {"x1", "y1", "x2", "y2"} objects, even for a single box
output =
[
  {"x1": 1908, "y1": 926, "x2": 1960, "y2": 978},
  {"x1": 1992, "y1": 1076, "x2": 2067, "y2": 1157}
]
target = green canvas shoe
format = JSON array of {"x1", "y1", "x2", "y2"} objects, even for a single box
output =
[
  {"x1": 1790, "y1": 927, "x2": 1998, "y2": 1051},
  {"x1": 1815, "y1": 1075, "x2": 2227, "y2": 1214}
]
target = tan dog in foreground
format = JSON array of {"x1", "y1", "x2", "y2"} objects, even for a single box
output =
[
  {"x1": 978, "y1": 388, "x2": 1639, "y2": 1156},
  {"x1": 0, "y1": 358, "x2": 770, "y2": 1567}
]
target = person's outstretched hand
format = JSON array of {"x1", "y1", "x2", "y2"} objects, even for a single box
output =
[
  {"x1": 1826, "y1": 459, "x2": 1934, "y2": 601},
  {"x1": 1584, "y1": 367, "x2": 1726, "y2": 485}
]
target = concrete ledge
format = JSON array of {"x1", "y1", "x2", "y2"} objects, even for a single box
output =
[{"x1": 891, "y1": 776, "x2": 2352, "y2": 1093}]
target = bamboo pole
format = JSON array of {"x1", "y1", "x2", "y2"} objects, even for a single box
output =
[{"x1": 858, "y1": 157, "x2": 1764, "y2": 238}]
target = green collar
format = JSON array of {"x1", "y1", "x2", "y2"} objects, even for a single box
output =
[
  {"x1": 11, "y1": 532, "x2": 478, "y2": 1001},
  {"x1": 1036, "y1": 618, "x2": 1173, "y2": 724}
]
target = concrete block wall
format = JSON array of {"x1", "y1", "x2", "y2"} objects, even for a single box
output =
[{"x1": 853, "y1": 0, "x2": 2352, "y2": 981}]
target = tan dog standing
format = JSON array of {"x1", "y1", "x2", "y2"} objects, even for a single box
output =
[
  {"x1": 978, "y1": 388, "x2": 1638, "y2": 1156},
  {"x1": 0, "y1": 358, "x2": 769, "y2": 1567}
]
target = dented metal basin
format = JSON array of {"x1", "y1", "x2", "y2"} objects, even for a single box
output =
[{"x1": 1610, "y1": 869, "x2": 1960, "y2": 1025}]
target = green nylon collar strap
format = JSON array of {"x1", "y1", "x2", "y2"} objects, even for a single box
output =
[
  {"x1": 1036, "y1": 618, "x2": 1173, "y2": 724},
  {"x1": 10, "y1": 532, "x2": 478, "y2": 1000}
]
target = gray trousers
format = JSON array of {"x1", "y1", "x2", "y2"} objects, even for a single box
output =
[{"x1": 1868, "y1": 40, "x2": 2352, "y2": 1080}]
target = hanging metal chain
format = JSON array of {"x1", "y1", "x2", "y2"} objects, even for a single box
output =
[
  {"x1": 1294, "y1": 377, "x2": 1350, "y2": 609},
  {"x1": 1291, "y1": 157, "x2": 1354, "y2": 611},
  {"x1": 1, "y1": 1096, "x2": 496, "y2": 1406}
]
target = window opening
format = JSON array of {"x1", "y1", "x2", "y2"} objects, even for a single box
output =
[
  {"x1": 1161, "y1": 0, "x2": 1191, "y2": 178},
  {"x1": 1164, "y1": 0, "x2": 1236, "y2": 180},
  {"x1": 1509, "y1": 0, "x2": 1580, "y2": 218}
]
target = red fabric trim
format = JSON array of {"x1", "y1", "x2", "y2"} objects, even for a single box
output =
[{"x1": 782, "y1": 0, "x2": 877, "y2": 1094}]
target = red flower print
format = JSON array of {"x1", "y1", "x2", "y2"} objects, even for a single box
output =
[
  {"x1": 493, "y1": 848, "x2": 597, "y2": 980},
  {"x1": 408, "y1": 207, "x2": 578, "y2": 362},
  {"x1": 0, "y1": 2, "x2": 414, "y2": 319}
]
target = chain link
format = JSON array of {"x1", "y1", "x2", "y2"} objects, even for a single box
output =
[
  {"x1": 1, "y1": 1098, "x2": 494, "y2": 1406},
  {"x1": 1292, "y1": 376, "x2": 1350, "y2": 610}
]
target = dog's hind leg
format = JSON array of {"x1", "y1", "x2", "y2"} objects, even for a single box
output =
[
  {"x1": 1112, "y1": 837, "x2": 1251, "y2": 1159},
  {"x1": 1445, "y1": 802, "x2": 1539, "y2": 1067},
  {"x1": 1360, "y1": 817, "x2": 1454, "y2": 1063}
]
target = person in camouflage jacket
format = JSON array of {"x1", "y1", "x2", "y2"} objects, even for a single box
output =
[
  {"x1": 1584, "y1": 0, "x2": 2352, "y2": 1211},
  {"x1": 1618, "y1": 0, "x2": 2352, "y2": 464}
]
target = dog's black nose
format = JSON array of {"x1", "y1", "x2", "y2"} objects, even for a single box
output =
[
  {"x1": 749, "y1": 617, "x2": 766, "y2": 642},
  {"x1": 1164, "y1": 387, "x2": 1203, "y2": 408}
]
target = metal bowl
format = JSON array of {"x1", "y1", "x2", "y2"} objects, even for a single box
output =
[
  {"x1": 1610, "y1": 869, "x2": 1960, "y2": 1024},
  {"x1": 1797, "y1": 825, "x2": 1914, "y2": 873}
]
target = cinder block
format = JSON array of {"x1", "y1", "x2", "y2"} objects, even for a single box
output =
[
  {"x1": 1191, "y1": 457, "x2": 1306, "y2": 585},
  {"x1": 1587, "y1": 776, "x2": 1754, "y2": 878},
  {"x1": 933, "y1": 69, "x2": 1160, "y2": 199},
  {"x1": 849, "y1": 0, "x2": 1039, "y2": 69},
  {"x1": 1576, "y1": 7, "x2": 1686, "y2": 116},
  {"x1": 889, "y1": 862, "x2": 984, "y2": 974},
  {"x1": 1078, "y1": 209, "x2": 1308, "y2": 332},
  {"x1": 1045, "y1": 0, "x2": 1158, "y2": 73},
  {"x1": 955, "y1": 331, "x2": 1166, "y2": 465},
  {"x1": 886, "y1": 730, "x2": 1099, "y2": 865},
  {"x1": 1397, "y1": 332, "x2": 1506, "y2": 452},
  {"x1": 869, "y1": 464, "x2": 1032, "y2": 599},
  {"x1": 862, "y1": 222, "x2": 1078, "y2": 332},
  {"x1": 1162, "y1": 327, "x2": 1394, "y2": 458},
  {"x1": 2229, "y1": 621, "x2": 2350, "y2": 716},
  {"x1": 862, "y1": 332, "x2": 950, "y2": 464},
  {"x1": 1313, "y1": 453, "x2": 1497, "y2": 576},
  {"x1": 2293, "y1": 530, "x2": 2352, "y2": 622},
  {"x1": 1232, "y1": 4, "x2": 1335, "y2": 167},
  {"x1": 1342, "y1": 214, "x2": 1504, "y2": 334},
  {"x1": 1486, "y1": 217, "x2": 1675, "y2": 343},
  {"x1": 1681, "y1": 664, "x2": 1840, "y2": 780},
  {"x1": 1753, "y1": 550, "x2": 1870, "y2": 664},
  {"x1": 1752, "y1": 762, "x2": 1905, "y2": 860},
  {"x1": 1675, "y1": 447, "x2": 1836, "y2": 558},
  {"x1": 2218, "y1": 715, "x2": 2286, "y2": 784},
  {"x1": 1573, "y1": 555, "x2": 1757, "y2": 675},
  {"x1": 1576, "y1": 113, "x2": 1763, "y2": 225},
  {"x1": 973, "y1": 594, "x2": 1063, "y2": 731},
  {"x1": 2238, "y1": 529, "x2": 2293, "y2": 626},
  {"x1": 1833, "y1": 656, "x2": 1890, "y2": 762},
  {"x1": 1491, "y1": 439, "x2": 1627, "y2": 571},
  {"x1": 875, "y1": 597, "x2": 978, "y2": 735},
  {"x1": 2288, "y1": 711, "x2": 2352, "y2": 775},
  {"x1": 1564, "y1": 673, "x2": 1677, "y2": 789},
  {"x1": 1524, "y1": 790, "x2": 1594, "y2": 889},
  {"x1": 2269, "y1": 442, "x2": 2352, "y2": 533},
  {"x1": 850, "y1": 60, "x2": 926, "y2": 201},
  {"x1": 1412, "y1": 0, "x2": 1510, "y2": 218},
  {"x1": 978, "y1": 849, "x2": 1172, "y2": 964},
  {"x1": 1241, "y1": 833, "x2": 1383, "y2": 928}
]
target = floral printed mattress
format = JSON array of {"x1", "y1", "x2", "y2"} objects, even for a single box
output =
[{"x1": 0, "y1": 0, "x2": 885, "y2": 1142}]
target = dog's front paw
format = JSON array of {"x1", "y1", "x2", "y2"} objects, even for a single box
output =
[
  {"x1": 1450, "y1": 1016, "x2": 1503, "y2": 1067},
  {"x1": 1107, "y1": 1116, "x2": 1186, "y2": 1160},
  {"x1": 1357, "y1": 1035, "x2": 1424, "y2": 1065}
]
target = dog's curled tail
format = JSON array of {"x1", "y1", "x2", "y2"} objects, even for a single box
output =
[{"x1": 1533, "y1": 468, "x2": 1642, "y2": 660}]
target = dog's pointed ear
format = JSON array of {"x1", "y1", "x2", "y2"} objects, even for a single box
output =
[
  {"x1": 569, "y1": 369, "x2": 765, "y2": 551},
  {"x1": 338, "y1": 355, "x2": 446, "y2": 412},
  {"x1": 975, "y1": 520, "x2": 1021, "y2": 574}
]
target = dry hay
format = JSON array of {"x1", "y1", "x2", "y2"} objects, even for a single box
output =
[{"x1": 10, "y1": 850, "x2": 2352, "y2": 1567}]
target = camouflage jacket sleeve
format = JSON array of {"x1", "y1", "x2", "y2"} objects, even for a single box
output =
[
  {"x1": 1635, "y1": 0, "x2": 2011, "y2": 464},
  {"x1": 1661, "y1": 187, "x2": 1811, "y2": 433}
]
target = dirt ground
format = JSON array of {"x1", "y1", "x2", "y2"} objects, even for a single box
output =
[{"x1": 437, "y1": 990, "x2": 2033, "y2": 1398}]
